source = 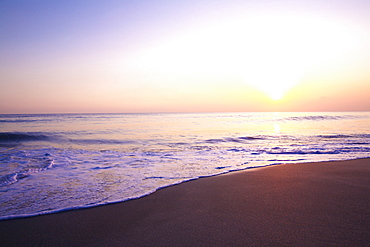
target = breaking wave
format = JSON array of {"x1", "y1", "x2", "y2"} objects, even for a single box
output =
[
  {"x1": 0, "y1": 153, "x2": 54, "y2": 186},
  {"x1": 0, "y1": 132, "x2": 52, "y2": 142}
]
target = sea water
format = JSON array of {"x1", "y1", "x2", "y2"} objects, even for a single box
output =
[{"x1": 0, "y1": 112, "x2": 369, "y2": 219}]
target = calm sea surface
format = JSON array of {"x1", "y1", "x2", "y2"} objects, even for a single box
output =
[{"x1": 1, "y1": 112, "x2": 369, "y2": 219}]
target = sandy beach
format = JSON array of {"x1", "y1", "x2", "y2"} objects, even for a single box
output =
[{"x1": 1, "y1": 158, "x2": 369, "y2": 246}]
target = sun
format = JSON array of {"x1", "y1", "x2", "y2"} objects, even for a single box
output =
[
  {"x1": 241, "y1": 53, "x2": 305, "y2": 101},
  {"x1": 236, "y1": 14, "x2": 309, "y2": 101},
  {"x1": 243, "y1": 62, "x2": 304, "y2": 101},
  {"x1": 129, "y1": 9, "x2": 359, "y2": 103},
  {"x1": 237, "y1": 11, "x2": 359, "y2": 101}
]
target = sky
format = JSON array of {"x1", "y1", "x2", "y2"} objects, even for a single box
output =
[{"x1": 1, "y1": 0, "x2": 369, "y2": 114}]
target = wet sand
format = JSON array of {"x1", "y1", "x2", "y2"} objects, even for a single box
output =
[{"x1": 1, "y1": 158, "x2": 369, "y2": 246}]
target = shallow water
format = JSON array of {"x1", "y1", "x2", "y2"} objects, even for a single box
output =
[{"x1": 0, "y1": 112, "x2": 369, "y2": 219}]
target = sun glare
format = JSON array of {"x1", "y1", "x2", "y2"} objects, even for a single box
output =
[
  {"x1": 129, "y1": 9, "x2": 362, "y2": 102},
  {"x1": 241, "y1": 54, "x2": 305, "y2": 101},
  {"x1": 237, "y1": 11, "x2": 361, "y2": 101},
  {"x1": 235, "y1": 14, "x2": 309, "y2": 101}
]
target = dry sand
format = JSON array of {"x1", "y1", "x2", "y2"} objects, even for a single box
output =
[{"x1": 1, "y1": 158, "x2": 369, "y2": 246}]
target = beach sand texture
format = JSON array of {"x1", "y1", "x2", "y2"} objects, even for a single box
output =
[{"x1": 1, "y1": 158, "x2": 369, "y2": 246}]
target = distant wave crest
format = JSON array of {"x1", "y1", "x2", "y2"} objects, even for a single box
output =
[
  {"x1": 0, "y1": 132, "x2": 136, "y2": 146},
  {"x1": 204, "y1": 136, "x2": 264, "y2": 144},
  {"x1": 281, "y1": 114, "x2": 368, "y2": 122},
  {"x1": 0, "y1": 132, "x2": 52, "y2": 142}
]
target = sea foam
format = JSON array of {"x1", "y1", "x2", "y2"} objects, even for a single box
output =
[{"x1": 0, "y1": 112, "x2": 369, "y2": 219}]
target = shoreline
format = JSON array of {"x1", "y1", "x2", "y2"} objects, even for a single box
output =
[
  {"x1": 0, "y1": 158, "x2": 362, "y2": 221},
  {"x1": 1, "y1": 158, "x2": 369, "y2": 246}
]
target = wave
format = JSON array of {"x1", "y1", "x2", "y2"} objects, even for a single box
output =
[
  {"x1": 0, "y1": 155, "x2": 54, "y2": 186},
  {"x1": 224, "y1": 145, "x2": 370, "y2": 155},
  {"x1": 0, "y1": 132, "x2": 52, "y2": 142},
  {"x1": 0, "y1": 132, "x2": 137, "y2": 147},
  {"x1": 280, "y1": 114, "x2": 368, "y2": 122},
  {"x1": 284, "y1": 115, "x2": 343, "y2": 121},
  {"x1": 317, "y1": 134, "x2": 352, "y2": 139},
  {"x1": 266, "y1": 150, "x2": 342, "y2": 155},
  {"x1": 265, "y1": 146, "x2": 370, "y2": 155},
  {"x1": 0, "y1": 115, "x2": 56, "y2": 123},
  {"x1": 0, "y1": 119, "x2": 40, "y2": 123},
  {"x1": 317, "y1": 134, "x2": 370, "y2": 139},
  {"x1": 204, "y1": 134, "x2": 370, "y2": 145},
  {"x1": 204, "y1": 136, "x2": 265, "y2": 144},
  {"x1": 69, "y1": 139, "x2": 137, "y2": 145}
]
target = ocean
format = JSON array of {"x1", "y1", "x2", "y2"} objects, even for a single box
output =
[{"x1": 0, "y1": 112, "x2": 369, "y2": 219}]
